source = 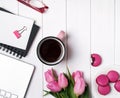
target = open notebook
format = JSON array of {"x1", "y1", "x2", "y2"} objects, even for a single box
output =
[
  {"x1": 0, "y1": 7, "x2": 40, "y2": 58},
  {"x1": 0, "y1": 53, "x2": 34, "y2": 98}
]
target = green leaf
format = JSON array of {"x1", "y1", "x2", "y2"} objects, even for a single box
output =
[
  {"x1": 49, "y1": 92, "x2": 60, "y2": 98},
  {"x1": 59, "y1": 90, "x2": 67, "y2": 98},
  {"x1": 66, "y1": 80, "x2": 77, "y2": 98},
  {"x1": 43, "y1": 90, "x2": 50, "y2": 96},
  {"x1": 66, "y1": 66, "x2": 74, "y2": 85},
  {"x1": 43, "y1": 90, "x2": 59, "y2": 98},
  {"x1": 81, "y1": 84, "x2": 89, "y2": 98},
  {"x1": 52, "y1": 68, "x2": 58, "y2": 80},
  {"x1": 64, "y1": 66, "x2": 77, "y2": 98},
  {"x1": 60, "y1": 89, "x2": 69, "y2": 98}
]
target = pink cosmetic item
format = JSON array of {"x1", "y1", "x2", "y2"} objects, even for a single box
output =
[
  {"x1": 91, "y1": 53, "x2": 102, "y2": 67},
  {"x1": 13, "y1": 26, "x2": 27, "y2": 39},
  {"x1": 96, "y1": 74, "x2": 109, "y2": 86},
  {"x1": 98, "y1": 85, "x2": 111, "y2": 95},
  {"x1": 107, "y1": 70, "x2": 119, "y2": 83},
  {"x1": 114, "y1": 80, "x2": 120, "y2": 92}
]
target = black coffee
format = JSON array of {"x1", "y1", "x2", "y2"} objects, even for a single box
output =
[{"x1": 40, "y1": 39, "x2": 61, "y2": 62}]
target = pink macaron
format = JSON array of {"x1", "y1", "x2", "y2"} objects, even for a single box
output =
[
  {"x1": 114, "y1": 80, "x2": 120, "y2": 92},
  {"x1": 107, "y1": 70, "x2": 119, "y2": 83},
  {"x1": 96, "y1": 74, "x2": 109, "y2": 86},
  {"x1": 98, "y1": 85, "x2": 111, "y2": 95}
]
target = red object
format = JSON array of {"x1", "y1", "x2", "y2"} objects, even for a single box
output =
[
  {"x1": 114, "y1": 80, "x2": 120, "y2": 92},
  {"x1": 13, "y1": 30, "x2": 21, "y2": 39},
  {"x1": 107, "y1": 70, "x2": 119, "y2": 83},
  {"x1": 17, "y1": 0, "x2": 48, "y2": 13},
  {"x1": 98, "y1": 85, "x2": 111, "y2": 95},
  {"x1": 91, "y1": 53, "x2": 102, "y2": 67},
  {"x1": 96, "y1": 74, "x2": 109, "y2": 86},
  {"x1": 13, "y1": 26, "x2": 27, "y2": 39}
]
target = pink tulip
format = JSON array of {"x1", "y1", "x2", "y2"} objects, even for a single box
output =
[
  {"x1": 47, "y1": 81, "x2": 62, "y2": 92},
  {"x1": 72, "y1": 71, "x2": 83, "y2": 82},
  {"x1": 44, "y1": 69, "x2": 56, "y2": 83},
  {"x1": 74, "y1": 77, "x2": 86, "y2": 96},
  {"x1": 58, "y1": 73, "x2": 68, "y2": 89}
]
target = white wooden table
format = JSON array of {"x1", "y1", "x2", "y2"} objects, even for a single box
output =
[{"x1": 0, "y1": 0, "x2": 120, "y2": 98}]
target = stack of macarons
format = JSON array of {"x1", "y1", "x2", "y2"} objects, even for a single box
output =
[{"x1": 96, "y1": 70, "x2": 120, "y2": 95}]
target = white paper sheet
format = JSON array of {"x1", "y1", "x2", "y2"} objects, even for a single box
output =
[{"x1": 0, "y1": 10, "x2": 34, "y2": 50}]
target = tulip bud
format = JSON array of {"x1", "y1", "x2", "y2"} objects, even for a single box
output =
[
  {"x1": 44, "y1": 69, "x2": 57, "y2": 83},
  {"x1": 47, "y1": 81, "x2": 62, "y2": 92},
  {"x1": 74, "y1": 77, "x2": 86, "y2": 96},
  {"x1": 58, "y1": 73, "x2": 68, "y2": 89},
  {"x1": 72, "y1": 71, "x2": 83, "y2": 82}
]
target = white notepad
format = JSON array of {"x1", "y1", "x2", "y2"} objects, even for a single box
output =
[
  {"x1": 0, "y1": 10, "x2": 34, "y2": 50},
  {"x1": 0, "y1": 53, "x2": 34, "y2": 98}
]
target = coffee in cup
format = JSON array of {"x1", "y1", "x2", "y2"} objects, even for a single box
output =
[{"x1": 37, "y1": 31, "x2": 65, "y2": 65}]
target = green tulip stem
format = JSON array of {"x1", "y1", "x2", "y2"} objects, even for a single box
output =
[
  {"x1": 75, "y1": 94, "x2": 78, "y2": 98},
  {"x1": 56, "y1": 93, "x2": 61, "y2": 98}
]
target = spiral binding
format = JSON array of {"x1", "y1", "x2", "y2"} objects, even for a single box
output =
[{"x1": 0, "y1": 43, "x2": 23, "y2": 59}]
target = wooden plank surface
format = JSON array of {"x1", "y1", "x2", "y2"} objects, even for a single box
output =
[
  {"x1": 18, "y1": 2, "x2": 43, "y2": 98},
  {"x1": 42, "y1": 0, "x2": 67, "y2": 97},
  {"x1": 115, "y1": 0, "x2": 120, "y2": 65},
  {"x1": 1, "y1": 0, "x2": 120, "y2": 98},
  {"x1": 90, "y1": 0, "x2": 120, "y2": 98},
  {"x1": 67, "y1": 0, "x2": 91, "y2": 89}
]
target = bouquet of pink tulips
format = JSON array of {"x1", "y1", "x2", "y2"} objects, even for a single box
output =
[{"x1": 44, "y1": 67, "x2": 89, "y2": 98}]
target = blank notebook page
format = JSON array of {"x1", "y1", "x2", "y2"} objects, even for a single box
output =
[
  {"x1": 0, "y1": 54, "x2": 34, "y2": 98},
  {"x1": 0, "y1": 10, "x2": 34, "y2": 50}
]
